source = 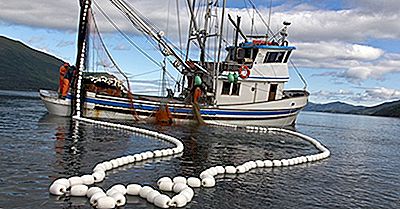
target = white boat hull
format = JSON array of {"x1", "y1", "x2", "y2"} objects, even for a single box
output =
[{"x1": 40, "y1": 89, "x2": 308, "y2": 127}]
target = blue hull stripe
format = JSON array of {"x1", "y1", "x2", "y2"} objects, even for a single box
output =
[{"x1": 85, "y1": 98, "x2": 298, "y2": 116}]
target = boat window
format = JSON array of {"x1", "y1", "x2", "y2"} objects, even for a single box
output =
[
  {"x1": 268, "y1": 84, "x2": 278, "y2": 101},
  {"x1": 221, "y1": 82, "x2": 241, "y2": 96},
  {"x1": 221, "y1": 82, "x2": 231, "y2": 95},
  {"x1": 252, "y1": 49, "x2": 259, "y2": 60},
  {"x1": 231, "y1": 83, "x2": 241, "y2": 96},
  {"x1": 225, "y1": 48, "x2": 234, "y2": 61},
  {"x1": 264, "y1": 52, "x2": 285, "y2": 63},
  {"x1": 244, "y1": 48, "x2": 252, "y2": 58},
  {"x1": 236, "y1": 48, "x2": 246, "y2": 63},
  {"x1": 283, "y1": 50, "x2": 292, "y2": 63}
]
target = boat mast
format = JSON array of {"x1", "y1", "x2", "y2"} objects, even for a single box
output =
[
  {"x1": 201, "y1": 0, "x2": 212, "y2": 65},
  {"x1": 73, "y1": 0, "x2": 92, "y2": 117},
  {"x1": 214, "y1": 0, "x2": 227, "y2": 105}
]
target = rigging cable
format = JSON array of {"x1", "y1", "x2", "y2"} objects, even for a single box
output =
[
  {"x1": 243, "y1": 0, "x2": 258, "y2": 35},
  {"x1": 176, "y1": 0, "x2": 184, "y2": 52},
  {"x1": 246, "y1": 0, "x2": 276, "y2": 40},
  {"x1": 90, "y1": 8, "x2": 139, "y2": 120},
  {"x1": 93, "y1": 0, "x2": 162, "y2": 68},
  {"x1": 290, "y1": 60, "x2": 308, "y2": 90}
]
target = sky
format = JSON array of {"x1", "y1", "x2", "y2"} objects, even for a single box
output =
[{"x1": 1, "y1": 0, "x2": 400, "y2": 106}]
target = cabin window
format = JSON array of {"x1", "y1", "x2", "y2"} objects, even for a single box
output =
[
  {"x1": 252, "y1": 49, "x2": 259, "y2": 60},
  {"x1": 268, "y1": 84, "x2": 278, "y2": 101},
  {"x1": 231, "y1": 83, "x2": 241, "y2": 96},
  {"x1": 283, "y1": 50, "x2": 292, "y2": 63},
  {"x1": 237, "y1": 48, "x2": 245, "y2": 60},
  {"x1": 226, "y1": 48, "x2": 234, "y2": 61},
  {"x1": 264, "y1": 52, "x2": 285, "y2": 63},
  {"x1": 221, "y1": 82, "x2": 231, "y2": 95},
  {"x1": 221, "y1": 82, "x2": 241, "y2": 96}
]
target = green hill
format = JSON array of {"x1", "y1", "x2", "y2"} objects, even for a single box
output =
[
  {"x1": 305, "y1": 100, "x2": 400, "y2": 118},
  {"x1": 357, "y1": 100, "x2": 400, "y2": 117},
  {"x1": 0, "y1": 36, "x2": 64, "y2": 91}
]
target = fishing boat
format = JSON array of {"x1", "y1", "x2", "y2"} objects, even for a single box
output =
[{"x1": 40, "y1": 0, "x2": 309, "y2": 126}]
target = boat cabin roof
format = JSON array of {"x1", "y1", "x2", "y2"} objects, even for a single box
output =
[{"x1": 226, "y1": 41, "x2": 296, "y2": 51}]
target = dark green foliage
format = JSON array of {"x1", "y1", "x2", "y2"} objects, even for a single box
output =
[
  {"x1": 305, "y1": 100, "x2": 400, "y2": 118},
  {"x1": 0, "y1": 36, "x2": 64, "y2": 91}
]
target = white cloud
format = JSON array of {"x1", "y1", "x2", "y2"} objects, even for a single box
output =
[
  {"x1": 363, "y1": 87, "x2": 400, "y2": 100},
  {"x1": 113, "y1": 43, "x2": 131, "y2": 51},
  {"x1": 312, "y1": 87, "x2": 400, "y2": 105},
  {"x1": 294, "y1": 41, "x2": 383, "y2": 63},
  {"x1": 1, "y1": 0, "x2": 400, "y2": 84},
  {"x1": 56, "y1": 40, "x2": 74, "y2": 48}
]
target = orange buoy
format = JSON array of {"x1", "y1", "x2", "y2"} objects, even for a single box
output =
[{"x1": 155, "y1": 104, "x2": 173, "y2": 125}]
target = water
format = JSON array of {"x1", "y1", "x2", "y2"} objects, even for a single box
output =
[{"x1": 0, "y1": 90, "x2": 399, "y2": 209}]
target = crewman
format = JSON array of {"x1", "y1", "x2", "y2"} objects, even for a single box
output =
[
  {"x1": 61, "y1": 65, "x2": 76, "y2": 98},
  {"x1": 193, "y1": 75, "x2": 202, "y2": 104},
  {"x1": 59, "y1": 63, "x2": 69, "y2": 97}
]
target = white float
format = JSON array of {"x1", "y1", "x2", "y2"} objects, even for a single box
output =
[
  {"x1": 96, "y1": 196, "x2": 116, "y2": 209},
  {"x1": 70, "y1": 185, "x2": 88, "y2": 196},
  {"x1": 225, "y1": 166, "x2": 236, "y2": 174},
  {"x1": 159, "y1": 181, "x2": 174, "y2": 192},
  {"x1": 170, "y1": 194, "x2": 187, "y2": 207},
  {"x1": 81, "y1": 175, "x2": 95, "y2": 185},
  {"x1": 53, "y1": 178, "x2": 70, "y2": 188},
  {"x1": 126, "y1": 184, "x2": 142, "y2": 195},
  {"x1": 87, "y1": 187, "x2": 103, "y2": 198},
  {"x1": 157, "y1": 177, "x2": 172, "y2": 186},
  {"x1": 139, "y1": 186, "x2": 153, "y2": 198},
  {"x1": 68, "y1": 176, "x2": 83, "y2": 186},
  {"x1": 109, "y1": 184, "x2": 127, "y2": 195},
  {"x1": 111, "y1": 192, "x2": 126, "y2": 206},
  {"x1": 173, "y1": 183, "x2": 188, "y2": 193},
  {"x1": 90, "y1": 192, "x2": 106, "y2": 205},
  {"x1": 92, "y1": 171, "x2": 105, "y2": 183},
  {"x1": 49, "y1": 183, "x2": 67, "y2": 195},
  {"x1": 187, "y1": 177, "x2": 201, "y2": 188},
  {"x1": 146, "y1": 190, "x2": 160, "y2": 203},
  {"x1": 201, "y1": 177, "x2": 216, "y2": 187},
  {"x1": 173, "y1": 176, "x2": 187, "y2": 184},
  {"x1": 154, "y1": 194, "x2": 172, "y2": 208}
]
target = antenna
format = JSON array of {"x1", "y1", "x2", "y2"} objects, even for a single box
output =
[{"x1": 268, "y1": 0, "x2": 272, "y2": 28}]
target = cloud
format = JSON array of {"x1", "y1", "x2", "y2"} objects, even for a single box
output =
[
  {"x1": 295, "y1": 42, "x2": 400, "y2": 83},
  {"x1": 1, "y1": 0, "x2": 400, "y2": 84},
  {"x1": 113, "y1": 43, "x2": 130, "y2": 51},
  {"x1": 363, "y1": 87, "x2": 400, "y2": 100},
  {"x1": 0, "y1": 0, "x2": 79, "y2": 30},
  {"x1": 56, "y1": 40, "x2": 74, "y2": 48},
  {"x1": 27, "y1": 36, "x2": 45, "y2": 44},
  {"x1": 312, "y1": 87, "x2": 400, "y2": 104}
]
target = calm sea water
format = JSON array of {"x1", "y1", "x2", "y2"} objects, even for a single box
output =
[{"x1": 0, "y1": 90, "x2": 399, "y2": 209}]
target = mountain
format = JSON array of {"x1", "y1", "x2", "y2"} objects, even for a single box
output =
[
  {"x1": 305, "y1": 100, "x2": 400, "y2": 118},
  {"x1": 358, "y1": 100, "x2": 400, "y2": 117},
  {"x1": 304, "y1": 101, "x2": 365, "y2": 114},
  {"x1": 0, "y1": 36, "x2": 64, "y2": 91}
]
